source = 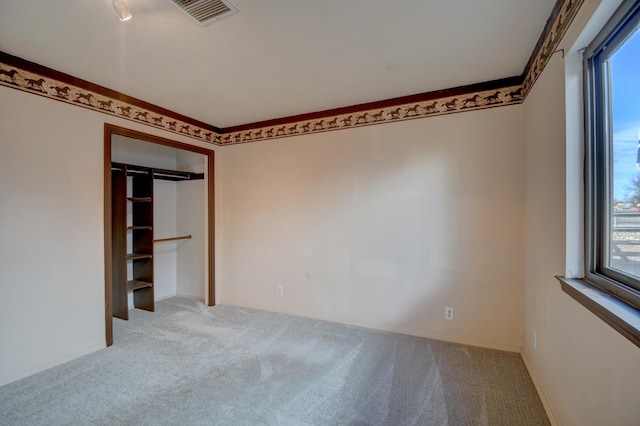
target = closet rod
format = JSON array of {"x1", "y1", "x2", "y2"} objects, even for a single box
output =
[
  {"x1": 153, "y1": 172, "x2": 190, "y2": 180},
  {"x1": 110, "y1": 166, "x2": 149, "y2": 175},
  {"x1": 153, "y1": 235, "x2": 192, "y2": 243},
  {"x1": 111, "y1": 163, "x2": 204, "y2": 181}
]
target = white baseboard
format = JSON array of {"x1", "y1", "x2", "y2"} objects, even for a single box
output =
[
  {"x1": 218, "y1": 298, "x2": 521, "y2": 353},
  {"x1": 0, "y1": 343, "x2": 105, "y2": 387},
  {"x1": 521, "y1": 351, "x2": 558, "y2": 425},
  {"x1": 175, "y1": 292, "x2": 204, "y2": 302},
  {"x1": 154, "y1": 292, "x2": 177, "y2": 302}
]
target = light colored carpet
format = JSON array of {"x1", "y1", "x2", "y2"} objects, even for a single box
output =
[{"x1": 0, "y1": 297, "x2": 549, "y2": 425}]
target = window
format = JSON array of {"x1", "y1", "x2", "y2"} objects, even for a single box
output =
[{"x1": 586, "y1": 0, "x2": 640, "y2": 311}]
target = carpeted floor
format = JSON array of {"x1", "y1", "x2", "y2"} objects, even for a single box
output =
[{"x1": 0, "y1": 297, "x2": 549, "y2": 425}]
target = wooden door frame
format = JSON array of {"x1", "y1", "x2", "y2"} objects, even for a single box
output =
[{"x1": 104, "y1": 123, "x2": 215, "y2": 346}]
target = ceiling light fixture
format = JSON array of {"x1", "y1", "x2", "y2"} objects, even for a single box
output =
[{"x1": 113, "y1": 0, "x2": 133, "y2": 21}]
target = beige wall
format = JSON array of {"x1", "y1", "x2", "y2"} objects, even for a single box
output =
[
  {"x1": 177, "y1": 162, "x2": 207, "y2": 301},
  {"x1": 521, "y1": 22, "x2": 640, "y2": 426},
  {"x1": 4, "y1": 4, "x2": 640, "y2": 420},
  {"x1": 219, "y1": 106, "x2": 524, "y2": 351},
  {"x1": 0, "y1": 85, "x2": 215, "y2": 386}
]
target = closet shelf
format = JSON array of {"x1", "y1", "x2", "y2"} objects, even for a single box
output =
[
  {"x1": 112, "y1": 163, "x2": 155, "y2": 321},
  {"x1": 126, "y1": 253, "x2": 153, "y2": 261},
  {"x1": 112, "y1": 162, "x2": 204, "y2": 182},
  {"x1": 127, "y1": 280, "x2": 153, "y2": 291}
]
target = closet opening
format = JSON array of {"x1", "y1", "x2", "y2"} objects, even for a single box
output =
[{"x1": 103, "y1": 124, "x2": 215, "y2": 346}]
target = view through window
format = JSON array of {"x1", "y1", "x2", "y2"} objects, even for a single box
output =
[
  {"x1": 586, "y1": 0, "x2": 640, "y2": 310},
  {"x1": 608, "y1": 23, "x2": 640, "y2": 278}
]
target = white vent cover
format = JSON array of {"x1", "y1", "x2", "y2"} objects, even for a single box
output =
[{"x1": 169, "y1": 0, "x2": 238, "y2": 26}]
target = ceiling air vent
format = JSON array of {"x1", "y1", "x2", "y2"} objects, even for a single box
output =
[{"x1": 169, "y1": 0, "x2": 238, "y2": 26}]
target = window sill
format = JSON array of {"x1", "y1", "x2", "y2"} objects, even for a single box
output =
[{"x1": 557, "y1": 276, "x2": 640, "y2": 348}]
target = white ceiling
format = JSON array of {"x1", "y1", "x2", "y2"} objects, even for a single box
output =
[{"x1": 0, "y1": 0, "x2": 556, "y2": 127}]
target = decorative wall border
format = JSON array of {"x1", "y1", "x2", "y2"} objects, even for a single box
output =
[
  {"x1": 521, "y1": 0, "x2": 585, "y2": 97},
  {"x1": 218, "y1": 83, "x2": 524, "y2": 145},
  {"x1": 0, "y1": 0, "x2": 583, "y2": 146},
  {"x1": 0, "y1": 52, "x2": 222, "y2": 145},
  {"x1": 218, "y1": 0, "x2": 585, "y2": 145}
]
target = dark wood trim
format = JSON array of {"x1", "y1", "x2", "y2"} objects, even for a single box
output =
[
  {"x1": 0, "y1": 51, "x2": 221, "y2": 134},
  {"x1": 103, "y1": 124, "x2": 216, "y2": 345},
  {"x1": 221, "y1": 76, "x2": 523, "y2": 134},
  {"x1": 106, "y1": 124, "x2": 213, "y2": 155},
  {"x1": 207, "y1": 150, "x2": 215, "y2": 306},
  {"x1": 558, "y1": 277, "x2": 640, "y2": 349},
  {"x1": 104, "y1": 126, "x2": 114, "y2": 347}
]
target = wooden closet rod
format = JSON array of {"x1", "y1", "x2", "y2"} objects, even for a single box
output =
[{"x1": 154, "y1": 235, "x2": 192, "y2": 243}]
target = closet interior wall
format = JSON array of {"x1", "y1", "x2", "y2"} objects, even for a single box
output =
[{"x1": 112, "y1": 135, "x2": 206, "y2": 308}]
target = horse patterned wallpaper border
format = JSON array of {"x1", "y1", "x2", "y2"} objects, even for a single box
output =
[
  {"x1": 0, "y1": 0, "x2": 583, "y2": 146},
  {"x1": 0, "y1": 65, "x2": 219, "y2": 144},
  {"x1": 219, "y1": 85, "x2": 524, "y2": 144},
  {"x1": 521, "y1": 0, "x2": 585, "y2": 97}
]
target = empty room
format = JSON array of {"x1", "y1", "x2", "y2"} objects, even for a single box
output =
[{"x1": 1, "y1": 0, "x2": 639, "y2": 424}]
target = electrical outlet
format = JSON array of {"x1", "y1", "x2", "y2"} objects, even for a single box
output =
[
  {"x1": 445, "y1": 307, "x2": 454, "y2": 320},
  {"x1": 277, "y1": 286, "x2": 283, "y2": 296},
  {"x1": 532, "y1": 331, "x2": 537, "y2": 349}
]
